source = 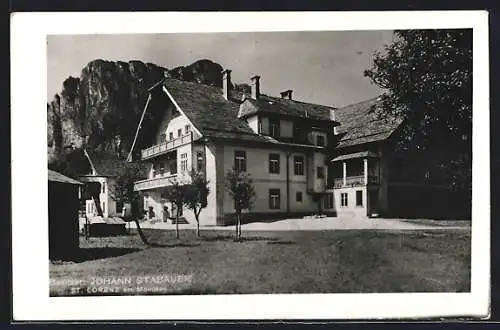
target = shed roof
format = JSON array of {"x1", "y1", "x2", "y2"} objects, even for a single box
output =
[
  {"x1": 48, "y1": 170, "x2": 83, "y2": 185},
  {"x1": 331, "y1": 151, "x2": 380, "y2": 162}
]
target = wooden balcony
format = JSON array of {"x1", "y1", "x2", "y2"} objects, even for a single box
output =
[
  {"x1": 332, "y1": 175, "x2": 379, "y2": 188},
  {"x1": 134, "y1": 174, "x2": 178, "y2": 191},
  {"x1": 141, "y1": 133, "x2": 192, "y2": 160}
]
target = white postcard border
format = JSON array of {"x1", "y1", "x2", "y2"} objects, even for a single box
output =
[{"x1": 10, "y1": 11, "x2": 490, "y2": 320}]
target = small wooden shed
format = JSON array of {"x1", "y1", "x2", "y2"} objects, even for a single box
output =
[{"x1": 48, "y1": 169, "x2": 83, "y2": 260}]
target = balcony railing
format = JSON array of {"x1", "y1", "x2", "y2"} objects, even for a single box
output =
[
  {"x1": 332, "y1": 175, "x2": 379, "y2": 188},
  {"x1": 141, "y1": 133, "x2": 192, "y2": 160},
  {"x1": 134, "y1": 174, "x2": 178, "y2": 191}
]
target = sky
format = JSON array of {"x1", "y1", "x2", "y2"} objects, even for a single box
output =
[{"x1": 47, "y1": 31, "x2": 394, "y2": 107}]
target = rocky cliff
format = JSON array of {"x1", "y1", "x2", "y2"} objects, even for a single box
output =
[{"x1": 47, "y1": 59, "x2": 236, "y2": 174}]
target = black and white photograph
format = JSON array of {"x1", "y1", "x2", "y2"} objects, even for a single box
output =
[{"x1": 11, "y1": 11, "x2": 489, "y2": 320}]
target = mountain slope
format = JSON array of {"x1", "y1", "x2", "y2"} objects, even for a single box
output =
[{"x1": 47, "y1": 59, "x2": 226, "y2": 173}]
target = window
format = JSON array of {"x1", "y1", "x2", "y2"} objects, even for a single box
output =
[
  {"x1": 101, "y1": 182, "x2": 106, "y2": 193},
  {"x1": 341, "y1": 193, "x2": 348, "y2": 207},
  {"x1": 296, "y1": 191, "x2": 303, "y2": 203},
  {"x1": 180, "y1": 153, "x2": 188, "y2": 173},
  {"x1": 159, "y1": 162, "x2": 165, "y2": 175},
  {"x1": 185, "y1": 125, "x2": 191, "y2": 134},
  {"x1": 269, "y1": 153, "x2": 280, "y2": 174},
  {"x1": 196, "y1": 151, "x2": 204, "y2": 172},
  {"x1": 317, "y1": 166, "x2": 325, "y2": 179},
  {"x1": 234, "y1": 150, "x2": 247, "y2": 172},
  {"x1": 316, "y1": 135, "x2": 325, "y2": 147},
  {"x1": 269, "y1": 119, "x2": 280, "y2": 137},
  {"x1": 169, "y1": 132, "x2": 174, "y2": 141},
  {"x1": 159, "y1": 133, "x2": 166, "y2": 143},
  {"x1": 177, "y1": 129, "x2": 182, "y2": 137},
  {"x1": 294, "y1": 155, "x2": 304, "y2": 175},
  {"x1": 324, "y1": 193, "x2": 334, "y2": 209},
  {"x1": 170, "y1": 157, "x2": 177, "y2": 174},
  {"x1": 116, "y1": 201, "x2": 124, "y2": 214},
  {"x1": 152, "y1": 163, "x2": 158, "y2": 177},
  {"x1": 356, "y1": 190, "x2": 363, "y2": 206},
  {"x1": 269, "y1": 189, "x2": 281, "y2": 209}
]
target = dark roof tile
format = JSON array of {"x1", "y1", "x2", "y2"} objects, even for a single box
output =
[{"x1": 335, "y1": 96, "x2": 402, "y2": 148}]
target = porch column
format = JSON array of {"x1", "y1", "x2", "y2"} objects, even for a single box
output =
[
  {"x1": 342, "y1": 161, "x2": 347, "y2": 186},
  {"x1": 364, "y1": 158, "x2": 368, "y2": 184}
]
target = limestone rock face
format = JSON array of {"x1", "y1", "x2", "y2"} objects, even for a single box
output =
[{"x1": 47, "y1": 59, "x2": 225, "y2": 174}]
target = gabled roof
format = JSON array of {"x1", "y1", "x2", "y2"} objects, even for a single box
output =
[
  {"x1": 335, "y1": 96, "x2": 402, "y2": 148},
  {"x1": 83, "y1": 149, "x2": 126, "y2": 177},
  {"x1": 238, "y1": 94, "x2": 339, "y2": 123},
  {"x1": 84, "y1": 150, "x2": 148, "y2": 178},
  {"x1": 161, "y1": 77, "x2": 269, "y2": 143},
  {"x1": 48, "y1": 169, "x2": 83, "y2": 185}
]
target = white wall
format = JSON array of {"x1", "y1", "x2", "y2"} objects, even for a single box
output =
[
  {"x1": 220, "y1": 145, "x2": 319, "y2": 214},
  {"x1": 330, "y1": 186, "x2": 368, "y2": 217},
  {"x1": 246, "y1": 115, "x2": 259, "y2": 134},
  {"x1": 165, "y1": 115, "x2": 192, "y2": 140},
  {"x1": 80, "y1": 176, "x2": 118, "y2": 218},
  {"x1": 280, "y1": 119, "x2": 294, "y2": 138}
]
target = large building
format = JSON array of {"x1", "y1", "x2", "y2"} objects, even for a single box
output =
[{"x1": 129, "y1": 70, "x2": 468, "y2": 226}]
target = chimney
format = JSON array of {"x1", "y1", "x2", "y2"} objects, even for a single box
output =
[
  {"x1": 222, "y1": 69, "x2": 232, "y2": 100},
  {"x1": 329, "y1": 109, "x2": 335, "y2": 121},
  {"x1": 330, "y1": 109, "x2": 339, "y2": 135},
  {"x1": 280, "y1": 90, "x2": 293, "y2": 100},
  {"x1": 250, "y1": 75, "x2": 261, "y2": 99}
]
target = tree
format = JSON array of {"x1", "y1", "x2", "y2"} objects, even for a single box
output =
[
  {"x1": 184, "y1": 170, "x2": 210, "y2": 237},
  {"x1": 225, "y1": 169, "x2": 256, "y2": 239},
  {"x1": 363, "y1": 29, "x2": 472, "y2": 188},
  {"x1": 163, "y1": 177, "x2": 188, "y2": 239},
  {"x1": 112, "y1": 162, "x2": 149, "y2": 245}
]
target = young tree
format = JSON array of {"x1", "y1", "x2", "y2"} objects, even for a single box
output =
[
  {"x1": 163, "y1": 177, "x2": 187, "y2": 239},
  {"x1": 363, "y1": 29, "x2": 472, "y2": 188},
  {"x1": 184, "y1": 170, "x2": 210, "y2": 237},
  {"x1": 112, "y1": 162, "x2": 149, "y2": 245},
  {"x1": 225, "y1": 169, "x2": 256, "y2": 239}
]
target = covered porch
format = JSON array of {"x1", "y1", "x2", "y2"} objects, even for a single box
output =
[{"x1": 328, "y1": 151, "x2": 380, "y2": 189}]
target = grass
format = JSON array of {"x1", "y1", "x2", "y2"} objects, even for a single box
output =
[{"x1": 50, "y1": 228, "x2": 471, "y2": 296}]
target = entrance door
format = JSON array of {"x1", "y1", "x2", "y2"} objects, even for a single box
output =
[{"x1": 368, "y1": 190, "x2": 379, "y2": 217}]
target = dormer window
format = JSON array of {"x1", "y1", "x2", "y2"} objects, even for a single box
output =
[{"x1": 269, "y1": 119, "x2": 280, "y2": 138}]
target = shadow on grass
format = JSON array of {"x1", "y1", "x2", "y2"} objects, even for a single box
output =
[
  {"x1": 200, "y1": 235, "x2": 279, "y2": 243},
  {"x1": 200, "y1": 235, "x2": 234, "y2": 242},
  {"x1": 235, "y1": 236, "x2": 279, "y2": 242},
  {"x1": 51, "y1": 247, "x2": 142, "y2": 263},
  {"x1": 148, "y1": 242, "x2": 201, "y2": 248},
  {"x1": 267, "y1": 240, "x2": 296, "y2": 245}
]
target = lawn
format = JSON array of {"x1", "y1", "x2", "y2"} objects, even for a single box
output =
[{"x1": 49, "y1": 228, "x2": 471, "y2": 296}]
